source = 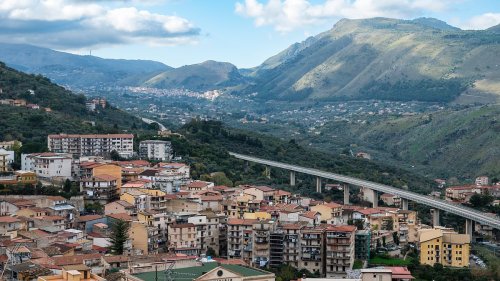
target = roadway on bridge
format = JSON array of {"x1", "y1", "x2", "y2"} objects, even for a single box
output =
[{"x1": 229, "y1": 152, "x2": 500, "y2": 230}]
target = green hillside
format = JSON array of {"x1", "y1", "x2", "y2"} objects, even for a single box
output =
[
  {"x1": 0, "y1": 62, "x2": 152, "y2": 152},
  {"x1": 245, "y1": 17, "x2": 500, "y2": 103},
  {"x1": 143, "y1": 60, "x2": 247, "y2": 91},
  {"x1": 0, "y1": 43, "x2": 170, "y2": 89}
]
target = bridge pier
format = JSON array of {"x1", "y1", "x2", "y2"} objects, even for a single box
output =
[
  {"x1": 244, "y1": 160, "x2": 249, "y2": 172},
  {"x1": 401, "y1": 198, "x2": 409, "y2": 210},
  {"x1": 343, "y1": 184, "x2": 350, "y2": 205},
  {"x1": 264, "y1": 166, "x2": 271, "y2": 179},
  {"x1": 465, "y1": 219, "x2": 473, "y2": 239},
  {"x1": 372, "y1": 190, "x2": 378, "y2": 208},
  {"x1": 290, "y1": 171, "x2": 296, "y2": 187},
  {"x1": 316, "y1": 177, "x2": 322, "y2": 193},
  {"x1": 432, "y1": 209, "x2": 440, "y2": 227}
]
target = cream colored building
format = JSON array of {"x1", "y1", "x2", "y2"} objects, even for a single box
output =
[
  {"x1": 168, "y1": 223, "x2": 199, "y2": 255},
  {"x1": 418, "y1": 227, "x2": 470, "y2": 267}
]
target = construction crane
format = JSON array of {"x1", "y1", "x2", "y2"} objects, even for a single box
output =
[{"x1": 0, "y1": 243, "x2": 22, "y2": 281}]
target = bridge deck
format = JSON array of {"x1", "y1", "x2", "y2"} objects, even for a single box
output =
[{"x1": 229, "y1": 152, "x2": 500, "y2": 230}]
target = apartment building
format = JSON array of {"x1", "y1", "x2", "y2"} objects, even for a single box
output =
[
  {"x1": 139, "y1": 140, "x2": 173, "y2": 161},
  {"x1": 311, "y1": 202, "x2": 343, "y2": 224},
  {"x1": 419, "y1": 227, "x2": 470, "y2": 267},
  {"x1": 139, "y1": 165, "x2": 190, "y2": 193},
  {"x1": 129, "y1": 221, "x2": 160, "y2": 255},
  {"x1": 355, "y1": 229, "x2": 371, "y2": 261},
  {"x1": 227, "y1": 218, "x2": 257, "y2": 260},
  {"x1": 167, "y1": 223, "x2": 199, "y2": 255},
  {"x1": 22, "y1": 153, "x2": 73, "y2": 180},
  {"x1": 300, "y1": 227, "x2": 324, "y2": 276},
  {"x1": 252, "y1": 221, "x2": 274, "y2": 268},
  {"x1": 80, "y1": 174, "x2": 119, "y2": 205},
  {"x1": 282, "y1": 224, "x2": 303, "y2": 268},
  {"x1": 0, "y1": 149, "x2": 14, "y2": 172},
  {"x1": 48, "y1": 134, "x2": 134, "y2": 159},
  {"x1": 324, "y1": 225, "x2": 356, "y2": 278},
  {"x1": 187, "y1": 211, "x2": 222, "y2": 256}
]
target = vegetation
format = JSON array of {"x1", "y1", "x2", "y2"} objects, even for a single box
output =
[
  {"x1": 0, "y1": 62, "x2": 155, "y2": 148},
  {"x1": 369, "y1": 254, "x2": 412, "y2": 266},
  {"x1": 109, "y1": 219, "x2": 130, "y2": 255},
  {"x1": 268, "y1": 264, "x2": 319, "y2": 281}
]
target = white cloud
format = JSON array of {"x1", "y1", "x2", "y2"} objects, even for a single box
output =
[
  {"x1": 0, "y1": 0, "x2": 200, "y2": 49},
  {"x1": 235, "y1": 0, "x2": 460, "y2": 32},
  {"x1": 460, "y1": 13, "x2": 500, "y2": 30}
]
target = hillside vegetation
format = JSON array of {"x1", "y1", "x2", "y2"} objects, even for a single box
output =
[
  {"x1": 143, "y1": 60, "x2": 247, "y2": 91},
  {"x1": 0, "y1": 43, "x2": 170, "y2": 88},
  {"x1": 245, "y1": 17, "x2": 500, "y2": 103},
  {"x1": 0, "y1": 62, "x2": 152, "y2": 152}
]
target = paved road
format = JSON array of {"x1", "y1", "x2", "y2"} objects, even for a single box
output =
[
  {"x1": 141, "y1": 117, "x2": 167, "y2": 131},
  {"x1": 229, "y1": 152, "x2": 500, "y2": 230}
]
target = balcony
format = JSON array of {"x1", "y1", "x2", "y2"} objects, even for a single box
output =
[{"x1": 255, "y1": 238, "x2": 268, "y2": 244}]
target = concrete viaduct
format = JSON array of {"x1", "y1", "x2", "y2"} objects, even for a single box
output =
[{"x1": 230, "y1": 152, "x2": 500, "y2": 236}]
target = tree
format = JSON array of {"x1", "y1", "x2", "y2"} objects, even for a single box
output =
[
  {"x1": 110, "y1": 219, "x2": 130, "y2": 255},
  {"x1": 392, "y1": 232, "x2": 400, "y2": 245},
  {"x1": 206, "y1": 247, "x2": 217, "y2": 257},
  {"x1": 110, "y1": 150, "x2": 121, "y2": 161},
  {"x1": 63, "y1": 179, "x2": 72, "y2": 193}
]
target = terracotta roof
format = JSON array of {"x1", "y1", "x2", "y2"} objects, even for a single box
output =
[
  {"x1": 275, "y1": 190, "x2": 291, "y2": 196},
  {"x1": 39, "y1": 215, "x2": 64, "y2": 221},
  {"x1": 324, "y1": 202, "x2": 342, "y2": 209},
  {"x1": 227, "y1": 218, "x2": 257, "y2": 225},
  {"x1": 325, "y1": 225, "x2": 356, "y2": 232},
  {"x1": 0, "y1": 216, "x2": 20, "y2": 223},
  {"x1": 108, "y1": 200, "x2": 134, "y2": 208},
  {"x1": 82, "y1": 174, "x2": 118, "y2": 182},
  {"x1": 300, "y1": 211, "x2": 319, "y2": 219},
  {"x1": 107, "y1": 213, "x2": 133, "y2": 221},
  {"x1": 78, "y1": 215, "x2": 103, "y2": 222},
  {"x1": 188, "y1": 181, "x2": 210, "y2": 188},
  {"x1": 201, "y1": 195, "x2": 223, "y2": 201},
  {"x1": 104, "y1": 255, "x2": 130, "y2": 263},
  {"x1": 357, "y1": 208, "x2": 383, "y2": 216},
  {"x1": 251, "y1": 186, "x2": 275, "y2": 192}
]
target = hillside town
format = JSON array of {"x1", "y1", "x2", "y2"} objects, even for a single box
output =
[{"x1": 0, "y1": 134, "x2": 498, "y2": 281}]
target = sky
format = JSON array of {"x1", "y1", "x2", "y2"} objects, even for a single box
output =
[{"x1": 0, "y1": 0, "x2": 499, "y2": 68}]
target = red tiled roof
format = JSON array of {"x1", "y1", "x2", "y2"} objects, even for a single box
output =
[
  {"x1": 0, "y1": 216, "x2": 20, "y2": 223},
  {"x1": 325, "y1": 225, "x2": 356, "y2": 232},
  {"x1": 78, "y1": 215, "x2": 103, "y2": 222},
  {"x1": 170, "y1": 223, "x2": 195, "y2": 228},
  {"x1": 188, "y1": 181, "x2": 210, "y2": 188},
  {"x1": 300, "y1": 211, "x2": 319, "y2": 219},
  {"x1": 324, "y1": 202, "x2": 342, "y2": 209},
  {"x1": 106, "y1": 213, "x2": 133, "y2": 221},
  {"x1": 52, "y1": 253, "x2": 102, "y2": 266}
]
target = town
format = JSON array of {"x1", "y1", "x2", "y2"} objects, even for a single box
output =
[{"x1": 0, "y1": 132, "x2": 498, "y2": 281}]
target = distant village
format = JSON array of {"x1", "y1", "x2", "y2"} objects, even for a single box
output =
[{"x1": 0, "y1": 132, "x2": 498, "y2": 281}]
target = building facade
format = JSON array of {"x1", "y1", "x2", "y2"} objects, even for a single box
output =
[
  {"x1": 48, "y1": 134, "x2": 134, "y2": 159},
  {"x1": 139, "y1": 140, "x2": 173, "y2": 161}
]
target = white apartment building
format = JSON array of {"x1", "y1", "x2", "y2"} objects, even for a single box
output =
[
  {"x1": 47, "y1": 134, "x2": 134, "y2": 159},
  {"x1": 21, "y1": 153, "x2": 73, "y2": 180},
  {"x1": 139, "y1": 140, "x2": 173, "y2": 161}
]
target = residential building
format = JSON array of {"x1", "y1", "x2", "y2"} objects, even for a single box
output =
[
  {"x1": 324, "y1": 225, "x2": 356, "y2": 278},
  {"x1": 299, "y1": 227, "x2": 324, "y2": 276},
  {"x1": 21, "y1": 153, "x2": 73, "y2": 180},
  {"x1": 139, "y1": 140, "x2": 173, "y2": 161},
  {"x1": 475, "y1": 176, "x2": 490, "y2": 186},
  {"x1": 120, "y1": 190, "x2": 148, "y2": 213},
  {"x1": 47, "y1": 134, "x2": 134, "y2": 159},
  {"x1": 445, "y1": 185, "x2": 482, "y2": 203},
  {"x1": 355, "y1": 229, "x2": 371, "y2": 261},
  {"x1": 38, "y1": 264, "x2": 105, "y2": 281},
  {"x1": 129, "y1": 221, "x2": 160, "y2": 255},
  {"x1": 243, "y1": 186, "x2": 275, "y2": 201},
  {"x1": 79, "y1": 162, "x2": 122, "y2": 192},
  {"x1": 0, "y1": 148, "x2": 14, "y2": 172},
  {"x1": 0, "y1": 216, "x2": 21, "y2": 237},
  {"x1": 104, "y1": 200, "x2": 136, "y2": 216},
  {"x1": 418, "y1": 227, "x2": 470, "y2": 267},
  {"x1": 167, "y1": 223, "x2": 199, "y2": 255},
  {"x1": 227, "y1": 218, "x2": 257, "y2": 260},
  {"x1": 311, "y1": 202, "x2": 343, "y2": 224},
  {"x1": 282, "y1": 224, "x2": 303, "y2": 268},
  {"x1": 80, "y1": 175, "x2": 119, "y2": 204},
  {"x1": 0, "y1": 170, "x2": 37, "y2": 186},
  {"x1": 252, "y1": 221, "x2": 274, "y2": 268},
  {"x1": 0, "y1": 140, "x2": 21, "y2": 150},
  {"x1": 188, "y1": 211, "x2": 222, "y2": 256}
]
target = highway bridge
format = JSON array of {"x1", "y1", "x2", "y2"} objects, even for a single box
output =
[{"x1": 229, "y1": 152, "x2": 500, "y2": 232}]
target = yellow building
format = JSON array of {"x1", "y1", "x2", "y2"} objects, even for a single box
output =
[
  {"x1": 243, "y1": 211, "x2": 271, "y2": 220},
  {"x1": 129, "y1": 221, "x2": 160, "y2": 255},
  {"x1": 92, "y1": 164, "x2": 122, "y2": 192},
  {"x1": 311, "y1": 202, "x2": 343, "y2": 224},
  {"x1": 419, "y1": 227, "x2": 470, "y2": 267}
]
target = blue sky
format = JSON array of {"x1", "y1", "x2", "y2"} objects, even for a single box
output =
[{"x1": 0, "y1": 0, "x2": 499, "y2": 68}]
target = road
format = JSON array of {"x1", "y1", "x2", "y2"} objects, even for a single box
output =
[
  {"x1": 141, "y1": 117, "x2": 167, "y2": 131},
  {"x1": 229, "y1": 152, "x2": 500, "y2": 230}
]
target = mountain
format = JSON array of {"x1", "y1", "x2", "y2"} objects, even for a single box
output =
[
  {"x1": 142, "y1": 60, "x2": 247, "y2": 91},
  {"x1": 0, "y1": 62, "x2": 152, "y2": 152},
  {"x1": 245, "y1": 17, "x2": 500, "y2": 103},
  {"x1": 0, "y1": 43, "x2": 171, "y2": 89}
]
